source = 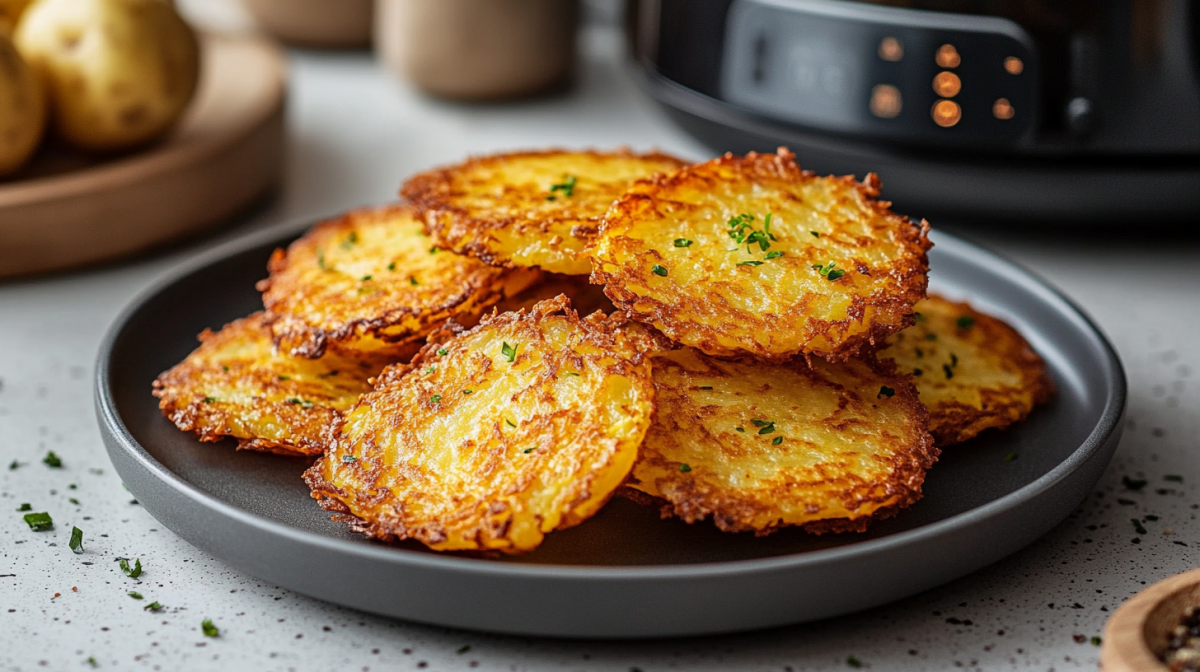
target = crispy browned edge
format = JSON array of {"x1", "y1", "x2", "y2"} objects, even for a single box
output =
[
  {"x1": 919, "y1": 298, "x2": 1055, "y2": 446},
  {"x1": 301, "y1": 295, "x2": 654, "y2": 547},
  {"x1": 590, "y1": 147, "x2": 933, "y2": 362},
  {"x1": 619, "y1": 353, "x2": 939, "y2": 536},
  {"x1": 151, "y1": 315, "x2": 334, "y2": 458},
  {"x1": 399, "y1": 148, "x2": 689, "y2": 269},
  {"x1": 256, "y1": 204, "x2": 515, "y2": 359}
]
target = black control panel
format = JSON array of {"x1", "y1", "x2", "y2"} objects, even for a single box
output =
[{"x1": 719, "y1": 0, "x2": 1038, "y2": 147}]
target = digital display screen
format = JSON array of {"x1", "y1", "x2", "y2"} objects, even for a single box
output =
[{"x1": 720, "y1": 0, "x2": 1038, "y2": 146}]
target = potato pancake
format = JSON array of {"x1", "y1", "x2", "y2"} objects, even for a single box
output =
[
  {"x1": 879, "y1": 294, "x2": 1053, "y2": 446},
  {"x1": 152, "y1": 313, "x2": 394, "y2": 457},
  {"x1": 626, "y1": 347, "x2": 937, "y2": 535},
  {"x1": 259, "y1": 204, "x2": 540, "y2": 359},
  {"x1": 588, "y1": 148, "x2": 931, "y2": 361},
  {"x1": 400, "y1": 149, "x2": 688, "y2": 275},
  {"x1": 304, "y1": 297, "x2": 656, "y2": 553}
]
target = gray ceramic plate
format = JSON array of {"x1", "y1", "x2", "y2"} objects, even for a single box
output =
[{"x1": 96, "y1": 222, "x2": 1125, "y2": 638}]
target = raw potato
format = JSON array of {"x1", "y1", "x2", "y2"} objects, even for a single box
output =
[
  {"x1": 305, "y1": 297, "x2": 656, "y2": 553},
  {"x1": 626, "y1": 345, "x2": 937, "y2": 534},
  {"x1": 153, "y1": 313, "x2": 398, "y2": 457},
  {"x1": 14, "y1": 0, "x2": 199, "y2": 152},
  {"x1": 0, "y1": 33, "x2": 44, "y2": 175},
  {"x1": 879, "y1": 294, "x2": 1053, "y2": 446},
  {"x1": 588, "y1": 148, "x2": 932, "y2": 361},
  {"x1": 0, "y1": 0, "x2": 33, "y2": 35}
]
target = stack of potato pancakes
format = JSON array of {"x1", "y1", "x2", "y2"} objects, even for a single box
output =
[{"x1": 154, "y1": 147, "x2": 1053, "y2": 554}]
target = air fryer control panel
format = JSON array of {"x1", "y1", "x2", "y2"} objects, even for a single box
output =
[{"x1": 720, "y1": 0, "x2": 1038, "y2": 146}]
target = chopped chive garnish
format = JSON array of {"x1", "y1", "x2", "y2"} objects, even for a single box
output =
[
  {"x1": 119, "y1": 558, "x2": 142, "y2": 578},
  {"x1": 674, "y1": 239, "x2": 692, "y2": 248},
  {"x1": 757, "y1": 423, "x2": 776, "y2": 435},
  {"x1": 203, "y1": 396, "x2": 218, "y2": 404},
  {"x1": 340, "y1": 232, "x2": 358, "y2": 250},
  {"x1": 436, "y1": 348, "x2": 448, "y2": 356},
  {"x1": 287, "y1": 398, "x2": 314, "y2": 409},
  {"x1": 735, "y1": 427, "x2": 745, "y2": 432},
  {"x1": 522, "y1": 448, "x2": 535, "y2": 454},
  {"x1": 69, "y1": 498, "x2": 79, "y2": 505},
  {"x1": 652, "y1": 264, "x2": 668, "y2": 277},
  {"x1": 750, "y1": 419, "x2": 771, "y2": 427},
  {"x1": 17, "y1": 503, "x2": 31, "y2": 511},
  {"x1": 810, "y1": 231, "x2": 820, "y2": 238},
  {"x1": 826, "y1": 269, "x2": 845, "y2": 281},
  {"x1": 424, "y1": 365, "x2": 437, "y2": 375},
  {"x1": 43, "y1": 452, "x2": 62, "y2": 468},
  {"x1": 501, "y1": 342, "x2": 518, "y2": 363},
  {"x1": 429, "y1": 247, "x2": 438, "y2": 255},
  {"x1": 201, "y1": 618, "x2": 219, "y2": 637},
  {"x1": 878, "y1": 386, "x2": 895, "y2": 399},
  {"x1": 564, "y1": 372, "x2": 580, "y2": 377},
  {"x1": 409, "y1": 276, "x2": 419, "y2": 286},
  {"x1": 70, "y1": 527, "x2": 84, "y2": 554},
  {"x1": 341, "y1": 455, "x2": 357, "y2": 463},
  {"x1": 956, "y1": 315, "x2": 976, "y2": 329},
  {"x1": 23, "y1": 512, "x2": 52, "y2": 531},
  {"x1": 316, "y1": 248, "x2": 327, "y2": 270},
  {"x1": 318, "y1": 370, "x2": 339, "y2": 378},
  {"x1": 128, "y1": 591, "x2": 143, "y2": 599},
  {"x1": 387, "y1": 261, "x2": 396, "y2": 271},
  {"x1": 144, "y1": 601, "x2": 162, "y2": 612},
  {"x1": 764, "y1": 251, "x2": 784, "y2": 260},
  {"x1": 431, "y1": 395, "x2": 442, "y2": 404},
  {"x1": 772, "y1": 436, "x2": 783, "y2": 445},
  {"x1": 9, "y1": 459, "x2": 19, "y2": 470},
  {"x1": 505, "y1": 418, "x2": 517, "y2": 428},
  {"x1": 737, "y1": 260, "x2": 764, "y2": 267},
  {"x1": 361, "y1": 275, "x2": 373, "y2": 281},
  {"x1": 548, "y1": 174, "x2": 577, "y2": 199},
  {"x1": 679, "y1": 464, "x2": 692, "y2": 472},
  {"x1": 463, "y1": 389, "x2": 473, "y2": 395},
  {"x1": 1091, "y1": 636, "x2": 1102, "y2": 646}
]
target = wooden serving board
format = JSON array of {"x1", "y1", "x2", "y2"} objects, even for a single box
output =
[{"x1": 0, "y1": 32, "x2": 286, "y2": 279}]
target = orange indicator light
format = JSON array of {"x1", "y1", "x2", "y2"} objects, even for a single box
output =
[
  {"x1": 1004, "y1": 56, "x2": 1024, "y2": 75},
  {"x1": 878, "y1": 37, "x2": 903, "y2": 62},
  {"x1": 935, "y1": 44, "x2": 961, "y2": 68},
  {"x1": 931, "y1": 99, "x2": 961, "y2": 127},
  {"x1": 992, "y1": 98, "x2": 1015, "y2": 119},
  {"x1": 932, "y1": 71, "x2": 961, "y2": 97},
  {"x1": 870, "y1": 84, "x2": 903, "y2": 118}
]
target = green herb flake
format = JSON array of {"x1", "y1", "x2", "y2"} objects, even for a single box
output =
[
  {"x1": 431, "y1": 394, "x2": 442, "y2": 404},
  {"x1": 436, "y1": 348, "x2": 448, "y2": 356},
  {"x1": 144, "y1": 601, "x2": 162, "y2": 612},
  {"x1": 409, "y1": 276, "x2": 419, "y2": 286},
  {"x1": 764, "y1": 251, "x2": 784, "y2": 260},
  {"x1": 203, "y1": 396, "x2": 218, "y2": 404},
  {"x1": 1164, "y1": 474, "x2": 1184, "y2": 483},
  {"x1": 913, "y1": 312, "x2": 926, "y2": 323},
  {"x1": 119, "y1": 558, "x2": 143, "y2": 579},
  {"x1": 1132, "y1": 518, "x2": 1148, "y2": 535},
  {"x1": 674, "y1": 238, "x2": 692, "y2": 248},
  {"x1": 462, "y1": 389, "x2": 473, "y2": 395},
  {"x1": 287, "y1": 397, "x2": 314, "y2": 409},
  {"x1": 652, "y1": 264, "x2": 668, "y2": 277},
  {"x1": 698, "y1": 386, "x2": 713, "y2": 390},
  {"x1": 826, "y1": 268, "x2": 845, "y2": 281},
  {"x1": 847, "y1": 656, "x2": 863, "y2": 668},
  {"x1": 943, "y1": 364, "x2": 954, "y2": 379},
  {"x1": 424, "y1": 365, "x2": 437, "y2": 375},
  {"x1": 1003, "y1": 452, "x2": 1018, "y2": 462},
  {"x1": 772, "y1": 436, "x2": 783, "y2": 445},
  {"x1": 341, "y1": 455, "x2": 357, "y2": 463},
  {"x1": 386, "y1": 261, "x2": 396, "y2": 271},
  {"x1": 750, "y1": 419, "x2": 771, "y2": 427},
  {"x1": 316, "y1": 248, "x2": 327, "y2": 270},
  {"x1": 737, "y1": 260, "x2": 764, "y2": 267},
  {"x1": 69, "y1": 498, "x2": 79, "y2": 506},
  {"x1": 522, "y1": 448, "x2": 535, "y2": 454},
  {"x1": 735, "y1": 427, "x2": 745, "y2": 433},
  {"x1": 17, "y1": 503, "x2": 31, "y2": 511},
  {"x1": 1122, "y1": 475, "x2": 1148, "y2": 491},
  {"x1": 878, "y1": 386, "x2": 895, "y2": 399},
  {"x1": 757, "y1": 423, "x2": 776, "y2": 435},
  {"x1": 43, "y1": 451, "x2": 62, "y2": 468},
  {"x1": 679, "y1": 464, "x2": 692, "y2": 473},
  {"x1": 340, "y1": 232, "x2": 358, "y2": 250},
  {"x1": 8, "y1": 459, "x2": 18, "y2": 470},
  {"x1": 23, "y1": 512, "x2": 52, "y2": 531},
  {"x1": 69, "y1": 526, "x2": 84, "y2": 554},
  {"x1": 128, "y1": 591, "x2": 143, "y2": 599},
  {"x1": 501, "y1": 342, "x2": 518, "y2": 363},
  {"x1": 201, "y1": 618, "x2": 219, "y2": 638},
  {"x1": 505, "y1": 418, "x2": 517, "y2": 429},
  {"x1": 548, "y1": 174, "x2": 577, "y2": 199},
  {"x1": 429, "y1": 247, "x2": 439, "y2": 255},
  {"x1": 361, "y1": 275, "x2": 373, "y2": 282},
  {"x1": 810, "y1": 231, "x2": 820, "y2": 238},
  {"x1": 1091, "y1": 636, "x2": 1102, "y2": 646},
  {"x1": 457, "y1": 645, "x2": 472, "y2": 654},
  {"x1": 956, "y1": 315, "x2": 976, "y2": 329},
  {"x1": 564, "y1": 372, "x2": 580, "y2": 377},
  {"x1": 87, "y1": 657, "x2": 98, "y2": 667}
]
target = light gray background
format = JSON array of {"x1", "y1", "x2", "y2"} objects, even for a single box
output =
[{"x1": 2, "y1": 5, "x2": 1198, "y2": 671}]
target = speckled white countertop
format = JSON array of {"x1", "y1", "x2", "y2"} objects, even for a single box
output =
[{"x1": 2, "y1": 15, "x2": 1199, "y2": 672}]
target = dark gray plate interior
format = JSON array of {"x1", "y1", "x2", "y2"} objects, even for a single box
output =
[{"x1": 96, "y1": 224, "x2": 1125, "y2": 638}]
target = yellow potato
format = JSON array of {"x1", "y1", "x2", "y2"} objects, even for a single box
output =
[
  {"x1": 305, "y1": 297, "x2": 656, "y2": 553},
  {"x1": 0, "y1": 33, "x2": 44, "y2": 175},
  {"x1": 14, "y1": 0, "x2": 199, "y2": 152},
  {"x1": 0, "y1": 0, "x2": 33, "y2": 35},
  {"x1": 879, "y1": 294, "x2": 1054, "y2": 446}
]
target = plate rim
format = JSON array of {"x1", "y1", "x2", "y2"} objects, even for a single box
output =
[{"x1": 95, "y1": 217, "x2": 1127, "y2": 580}]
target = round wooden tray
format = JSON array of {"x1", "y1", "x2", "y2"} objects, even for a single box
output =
[
  {"x1": 1103, "y1": 566, "x2": 1200, "y2": 672},
  {"x1": 0, "y1": 31, "x2": 286, "y2": 279}
]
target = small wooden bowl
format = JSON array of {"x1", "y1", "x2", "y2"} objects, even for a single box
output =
[
  {"x1": 240, "y1": 0, "x2": 373, "y2": 48},
  {"x1": 0, "y1": 31, "x2": 286, "y2": 279},
  {"x1": 1103, "y1": 567, "x2": 1200, "y2": 672}
]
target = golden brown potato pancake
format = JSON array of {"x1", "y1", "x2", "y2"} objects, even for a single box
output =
[
  {"x1": 258, "y1": 204, "x2": 540, "y2": 359},
  {"x1": 304, "y1": 297, "x2": 656, "y2": 553},
  {"x1": 625, "y1": 346, "x2": 937, "y2": 535},
  {"x1": 879, "y1": 294, "x2": 1053, "y2": 446},
  {"x1": 400, "y1": 149, "x2": 688, "y2": 275},
  {"x1": 152, "y1": 313, "x2": 395, "y2": 457},
  {"x1": 588, "y1": 147, "x2": 931, "y2": 361}
]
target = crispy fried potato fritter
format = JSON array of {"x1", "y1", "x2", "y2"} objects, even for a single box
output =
[
  {"x1": 626, "y1": 347, "x2": 937, "y2": 535},
  {"x1": 401, "y1": 149, "x2": 688, "y2": 275},
  {"x1": 152, "y1": 313, "x2": 393, "y2": 457},
  {"x1": 879, "y1": 295, "x2": 1053, "y2": 446},
  {"x1": 588, "y1": 148, "x2": 931, "y2": 361},
  {"x1": 304, "y1": 297, "x2": 656, "y2": 553},
  {"x1": 259, "y1": 204, "x2": 540, "y2": 359}
]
